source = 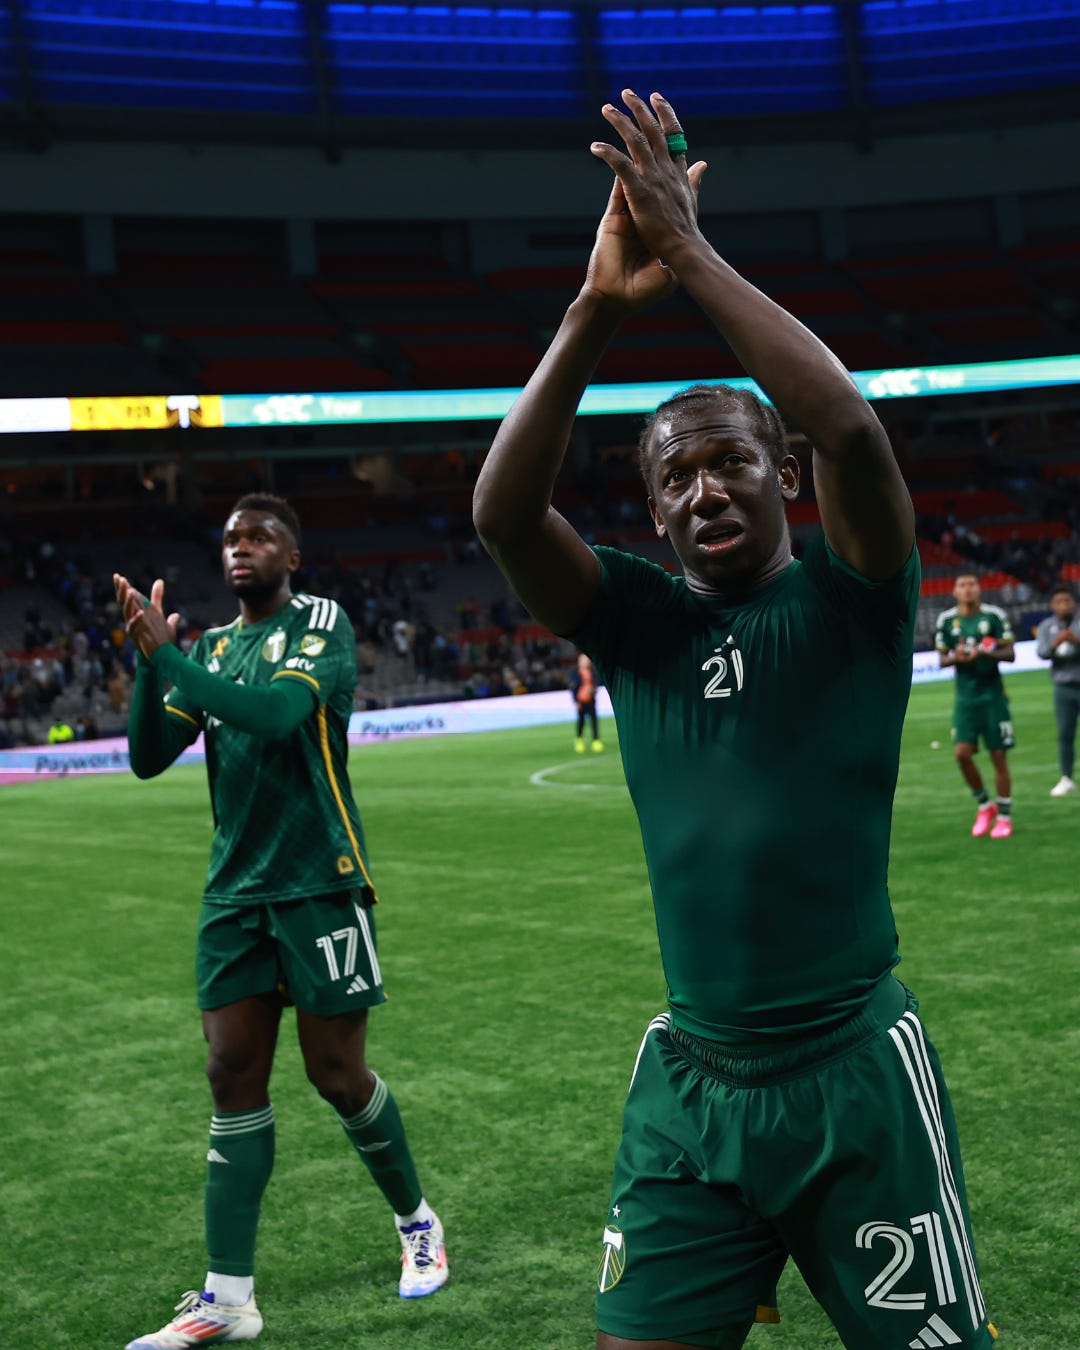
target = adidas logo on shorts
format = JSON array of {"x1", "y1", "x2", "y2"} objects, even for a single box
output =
[{"x1": 908, "y1": 1312, "x2": 962, "y2": 1346}]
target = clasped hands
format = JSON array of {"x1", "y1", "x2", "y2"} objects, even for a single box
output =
[
  {"x1": 583, "y1": 89, "x2": 708, "y2": 312},
  {"x1": 113, "y1": 573, "x2": 180, "y2": 661}
]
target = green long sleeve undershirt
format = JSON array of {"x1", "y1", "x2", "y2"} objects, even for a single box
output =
[
  {"x1": 127, "y1": 645, "x2": 317, "y2": 779},
  {"x1": 128, "y1": 656, "x2": 195, "y2": 779},
  {"x1": 153, "y1": 642, "x2": 317, "y2": 737}
]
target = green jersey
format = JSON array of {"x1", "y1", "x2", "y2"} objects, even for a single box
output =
[
  {"x1": 934, "y1": 604, "x2": 1013, "y2": 698},
  {"x1": 164, "y1": 592, "x2": 374, "y2": 905},
  {"x1": 571, "y1": 533, "x2": 920, "y2": 1045}
]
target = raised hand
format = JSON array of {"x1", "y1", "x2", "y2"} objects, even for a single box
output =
[
  {"x1": 582, "y1": 176, "x2": 680, "y2": 312},
  {"x1": 590, "y1": 89, "x2": 707, "y2": 269},
  {"x1": 113, "y1": 573, "x2": 180, "y2": 661}
]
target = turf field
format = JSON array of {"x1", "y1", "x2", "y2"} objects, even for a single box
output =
[{"x1": 1, "y1": 669, "x2": 1076, "y2": 1349}]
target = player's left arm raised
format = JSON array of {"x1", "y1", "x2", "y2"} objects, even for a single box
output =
[{"x1": 594, "y1": 90, "x2": 914, "y2": 582}]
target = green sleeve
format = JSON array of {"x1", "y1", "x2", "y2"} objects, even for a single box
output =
[
  {"x1": 128, "y1": 657, "x2": 200, "y2": 779},
  {"x1": 151, "y1": 643, "x2": 317, "y2": 738}
]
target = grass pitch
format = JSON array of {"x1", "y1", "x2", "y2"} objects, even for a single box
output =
[{"x1": 1, "y1": 670, "x2": 1076, "y2": 1348}]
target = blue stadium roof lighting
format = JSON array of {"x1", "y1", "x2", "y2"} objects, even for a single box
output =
[
  {"x1": 2, "y1": 0, "x2": 1078, "y2": 122},
  {"x1": 597, "y1": 3, "x2": 847, "y2": 116},
  {"x1": 860, "y1": 0, "x2": 1080, "y2": 105},
  {"x1": 14, "y1": 0, "x2": 314, "y2": 113}
]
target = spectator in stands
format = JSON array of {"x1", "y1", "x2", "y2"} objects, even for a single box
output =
[
  {"x1": 935, "y1": 575, "x2": 1016, "y2": 838},
  {"x1": 490, "y1": 596, "x2": 513, "y2": 631},
  {"x1": 2, "y1": 672, "x2": 22, "y2": 728},
  {"x1": 23, "y1": 607, "x2": 48, "y2": 651},
  {"x1": 434, "y1": 631, "x2": 460, "y2": 680},
  {"x1": 47, "y1": 716, "x2": 75, "y2": 745},
  {"x1": 391, "y1": 616, "x2": 413, "y2": 670},
  {"x1": 109, "y1": 610, "x2": 128, "y2": 655},
  {"x1": 0, "y1": 654, "x2": 18, "y2": 696},
  {"x1": 74, "y1": 714, "x2": 101, "y2": 742},
  {"x1": 357, "y1": 638, "x2": 377, "y2": 676},
  {"x1": 1035, "y1": 583, "x2": 1080, "y2": 797},
  {"x1": 106, "y1": 659, "x2": 132, "y2": 715},
  {"x1": 412, "y1": 620, "x2": 435, "y2": 684},
  {"x1": 79, "y1": 650, "x2": 106, "y2": 712},
  {"x1": 27, "y1": 655, "x2": 62, "y2": 712}
]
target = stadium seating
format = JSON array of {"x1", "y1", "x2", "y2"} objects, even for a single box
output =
[{"x1": 0, "y1": 174, "x2": 1078, "y2": 398}]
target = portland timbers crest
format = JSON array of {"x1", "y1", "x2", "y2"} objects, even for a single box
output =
[
  {"x1": 597, "y1": 1224, "x2": 625, "y2": 1293},
  {"x1": 261, "y1": 628, "x2": 287, "y2": 663}
]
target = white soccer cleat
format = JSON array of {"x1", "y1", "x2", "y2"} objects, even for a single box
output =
[
  {"x1": 125, "y1": 1290, "x2": 262, "y2": 1348},
  {"x1": 1050, "y1": 776, "x2": 1077, "y2": 796},
  {"x1": 397, "y1": 1213, "x2": 449, "y2": 1299}
]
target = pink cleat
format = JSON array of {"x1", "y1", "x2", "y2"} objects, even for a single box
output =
[
  {"x1": 971, "y1": 803, "x2": 998, "y2": 837},
  {"x1": 989, "y1": 815, "x2": 1013, "y2": 839}
]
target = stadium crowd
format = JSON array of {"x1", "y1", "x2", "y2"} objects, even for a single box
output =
[
  {"x1": 0, "y1": 513, "x2": 578, "y2": 747},
  {"x1": 4, "y1": 428, "x2": 1080, "y2": 749}
]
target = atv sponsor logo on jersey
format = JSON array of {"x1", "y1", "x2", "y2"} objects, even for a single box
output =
[
  {"x1": 261, "y1": 629, "x2": 287, "y2": 663},
  {"x1": 285, "y1": 656, "x2": 316, "y2": 672},
  {"x1": 300, "y1": 633, "x2": 327, "y2": 657}
]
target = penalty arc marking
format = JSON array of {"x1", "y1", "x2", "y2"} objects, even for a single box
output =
[{"x1": 529, "y1": 760, "x2": 626, "y2": 792}]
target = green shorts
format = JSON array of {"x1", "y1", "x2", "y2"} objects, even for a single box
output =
[
  {"x1": 952, "y1": 692, "x2": 1015, "y2": 751},
  {"x1": 596, "y1": 977, "x2": 997, "y2": 1350},
  {"x1": 197, "y1": 890, "x2": 387, "y2": 1015}
]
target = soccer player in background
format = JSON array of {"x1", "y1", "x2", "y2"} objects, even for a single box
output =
[
  {"x1": 570, "y1": 652, "x2": 604, "y2": 752},
  {"x1": 934, "y1": 573, "x2": 1016, "y2": 838},
  {"x1": 1035, "y1": 582, "x2": 1080, "y2": 796},
  {"x1": 114, "y1": 493, "x2": 447, "y2": 1350},
  {"x1": 473, "y1": 90, "x2": 997, "y2": 1350}
]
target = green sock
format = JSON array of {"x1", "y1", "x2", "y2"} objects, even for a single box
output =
[
  {"x1": 973, "y1": 787, "x2": 989, "y2": 804},
  {"x1": 205, "y1": 1105, "x2": 275, "y2": 1277},
  {"x1": 339, "y1": 1075, "x2": 422, "y2": 1216}
]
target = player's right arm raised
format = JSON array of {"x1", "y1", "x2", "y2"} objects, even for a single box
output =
[
  {"x1": 115, "y1": 575, "x2": 199, "y2": 778},
  {"x1": 473, "y1": 178, "x2": 688, "y2": 635},
  {"x1": 117, "y1": 572, "x2": 316, "y2": 742}
]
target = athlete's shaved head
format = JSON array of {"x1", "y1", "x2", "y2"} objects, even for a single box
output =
[{"x1": 231, "y1": 492, "x2": 302, "y2": 547}]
